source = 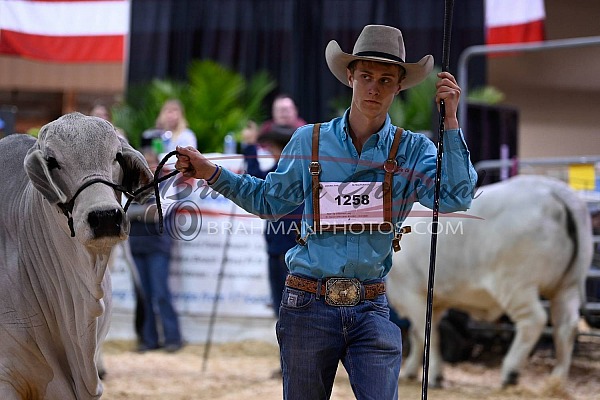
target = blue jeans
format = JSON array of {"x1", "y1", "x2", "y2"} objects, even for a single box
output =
[
  {"x1": 133, "y1": 252, "x2": 182, "y2": 348},
  {"x1": 276, "y1": 280, "x2": 402, "y2": 400}
]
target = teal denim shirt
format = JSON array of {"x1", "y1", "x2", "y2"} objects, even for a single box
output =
[{"x1": 210, "y1": 110, "x2": 477, "y2": 280}]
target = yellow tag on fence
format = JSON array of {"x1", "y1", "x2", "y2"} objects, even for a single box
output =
[{"x1": 568, "y1": 164, "x2": 596, "y2": 191}]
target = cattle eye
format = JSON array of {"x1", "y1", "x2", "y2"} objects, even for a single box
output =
[
  {"x1": 115, "y1": 152, "x2": 126, "y2": 169},
  {"x1": 47, "y1": 157, "x2": 61, "y2": 170}
]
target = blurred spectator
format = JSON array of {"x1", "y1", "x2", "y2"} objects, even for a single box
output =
[
  {"x1": 89, "y1": 101, "x2": 127, "y2": 140},
  {"x1": 128, "y1": 148, "x2": 183, "y2": 353},
  {"x1": 90, "y1": 103, "x2": 110, "y2": 121},
  {"x1": 259, "y1": 94, "x2": 307, "y2": 136},
  {"x1": 155, "y1": 99, "x2": 197, "y2": 153},
  {"x1": 242, "y1": 121, "x2": 303, "y2": 317}
]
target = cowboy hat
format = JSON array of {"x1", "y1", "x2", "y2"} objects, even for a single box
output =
[{"x1": 325, "y1": 25, "x2": 434, "y2": 91}]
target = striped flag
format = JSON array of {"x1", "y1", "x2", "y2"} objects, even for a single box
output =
[
  {"x1": 0, "y1": 0, "x2": 130, "y2": 63},
  {"x1": 485, "y1": 0, "x2": 546, "y2": 45}
]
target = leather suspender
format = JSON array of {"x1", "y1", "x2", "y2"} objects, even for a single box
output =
[
  {"x1": 310, "y1": 123, "x2": 323, "y2": 232},
  {"x1": 310, "y1": 124, "x2": 404, "y2": 235},
  {"x1": 383, "y1": 127, "x2": 403, "y2": 231}
]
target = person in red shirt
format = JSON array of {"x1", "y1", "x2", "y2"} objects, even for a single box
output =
[{"x1": 259, "y1": 94, "x2": 307, "y2": 136}]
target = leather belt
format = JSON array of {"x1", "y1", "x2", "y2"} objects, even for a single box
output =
[{"x1": 285, "y1": 275, "x2": 385, "y2": 304}]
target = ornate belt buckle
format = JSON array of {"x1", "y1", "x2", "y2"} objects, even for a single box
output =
[{"x1": 325, "y1": 278, "x2": 361, "y2": 306}]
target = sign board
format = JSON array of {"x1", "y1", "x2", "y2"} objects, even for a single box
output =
[{"x1": 110, "y1": 154, "x2": 275, "y2": 319}]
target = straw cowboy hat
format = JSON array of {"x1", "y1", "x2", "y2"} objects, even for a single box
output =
[{"x1": 325, "y1": 25, "x2": 434, "y2": 91}]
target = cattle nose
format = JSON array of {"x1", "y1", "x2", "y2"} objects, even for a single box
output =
[{"x1": 88, "y1": 208, "x2": 123, "y2": 237}]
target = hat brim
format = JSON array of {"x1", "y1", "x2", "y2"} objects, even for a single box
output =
[{"x1": 325, "y1": 40, "x2": 434, "y2": 91}]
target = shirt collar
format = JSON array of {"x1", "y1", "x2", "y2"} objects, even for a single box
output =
[
  {"x1": 341, "y1": 109, "x2": 395, "y2": 149},
  {"x1": 341, "y1": 109, "x2": 351, "y2": 141}
]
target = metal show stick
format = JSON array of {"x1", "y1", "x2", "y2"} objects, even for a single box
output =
[{"x1": 421, "y1": 1, "x2": 455, "y2": 399}]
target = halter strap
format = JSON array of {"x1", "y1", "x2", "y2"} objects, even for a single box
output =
[{"x1": 57, "y1": 150, "x2": 180, "y2": 237}]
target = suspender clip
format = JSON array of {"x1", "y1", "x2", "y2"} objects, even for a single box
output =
[
  {"x1": 384, "y1": 158, "x2": 398, "y2": 173},
  {"x1": 309, "y1": 161, "x2": 321, "y2": 175},
  {"x1": 392, "y1": 225, "x2": 411, "y2": 252}
]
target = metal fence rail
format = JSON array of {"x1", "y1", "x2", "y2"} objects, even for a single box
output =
[{"x1": 457, "y1": 36, "x2": 600, "y2": 138}]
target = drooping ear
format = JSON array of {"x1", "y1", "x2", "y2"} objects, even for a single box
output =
[
  {"x1": 117, "y1": 137, "x2": 154, "y2": 203},
  {"x1": 24, "y1": 146, "x2": 68, "y2": 204}
]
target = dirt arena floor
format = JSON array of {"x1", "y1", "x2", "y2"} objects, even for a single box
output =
[{"x1": 100, "y1": 333, "x2": 600, "y2": 400}]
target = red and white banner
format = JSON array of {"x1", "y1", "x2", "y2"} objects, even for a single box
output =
[
  {"x1": 485, "y1": 0, "x2": 545, "y2": 45},
  {"x1": 0, "y1": 0, "x2": 129, "y2": 63}
]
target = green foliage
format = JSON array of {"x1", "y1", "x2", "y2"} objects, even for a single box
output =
[
  {"x1": 26, "y1": 127, "x2": 41, "y2": 138},
  {"x1": 394, "y1": 68, "x2": 439, "y2": 132},
  {"x1": 112, "y1": 60, "x2": 276, "y2": 151},
  {"x1": 327, "y1": 90, "x2": 352, "y2": 119},
  {"x1": 467, "y1": 85, "x2": 505, "y2": 105}
]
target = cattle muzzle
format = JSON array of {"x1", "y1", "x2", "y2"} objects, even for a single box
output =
[{"x1": 88, "y1": 208, "x2": 124, "y2": 238}]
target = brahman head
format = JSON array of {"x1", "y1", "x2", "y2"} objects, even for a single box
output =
[{"x1": 23, "y1": 112, "x2": 154, "y2": 250}]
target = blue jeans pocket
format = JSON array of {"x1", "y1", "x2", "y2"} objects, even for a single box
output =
[
  {"x1": 280, "y1": 287, "x2": 313, "y2": 309},
  {"x1": 365, "y1": 296, "x2": 391, "y2": 318}
]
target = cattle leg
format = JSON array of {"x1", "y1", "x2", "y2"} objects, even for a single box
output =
[
  {"x1": 427, "y1": 307, "x2": 445, "y2": 387},
  {"x1": 401, "y1": 323, "x2": 422, "y2": 380},
  {"x1": 501, "y1": 291, "x2": 547, "y2": 386},
  {"x1": 549, "y1": 286, "x2": 580, "y2": 382},
  {"x1": 400, "y1": 302, "x2": 445, "y2": 387}
]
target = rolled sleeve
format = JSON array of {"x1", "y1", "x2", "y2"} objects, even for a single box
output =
[
  {"x1": 439, "y1": 128, "x2": 478, "y2": 212},
  {"x1": 209, "y1": 133, "x2": 308, "y2": 221}
]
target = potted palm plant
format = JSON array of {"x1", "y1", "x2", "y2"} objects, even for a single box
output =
[{"x1": 113, "y1": 60, "x2": 276, "y2": 152}]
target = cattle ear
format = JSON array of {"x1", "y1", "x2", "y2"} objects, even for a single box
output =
[
  {"x1": 118, "y1": 138, "x2": 154, "y2": 203},
  {"x1": 24, "y1": 147, "x2": 68, "y2": 204}
]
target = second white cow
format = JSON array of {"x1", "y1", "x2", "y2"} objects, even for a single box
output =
[{"x1": 387, "y1": 175, "x2": 593, "y2": 387}]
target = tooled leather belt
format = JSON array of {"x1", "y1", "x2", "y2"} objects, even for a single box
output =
[{"x1": 285, "y1": 274, "x2": 385, "y2": 306}]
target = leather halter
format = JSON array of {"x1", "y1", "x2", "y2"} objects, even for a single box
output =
[{"x1": 57, "y1": 150, "x2": 179, "y2": 237}]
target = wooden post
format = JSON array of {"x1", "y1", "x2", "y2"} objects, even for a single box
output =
[{"x1": 62, "y1": 90, "x2": 77, "y2": 114}]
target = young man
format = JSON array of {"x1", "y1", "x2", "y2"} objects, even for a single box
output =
[{"x1": 176, "y1": 25, "x2": 477, "y2": 400}]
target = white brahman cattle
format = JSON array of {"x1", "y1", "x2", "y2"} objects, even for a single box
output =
[
  {"x1": 387, "y1": 175, "x2": 593, "y2": 388},
  {"x1": 0, "y1": 113, "x2": 153, "y2": 399}
]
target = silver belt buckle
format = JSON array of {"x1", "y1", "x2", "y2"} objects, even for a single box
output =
[{"x1": 325, "y1": 278, "x2": 361, "y2": 306}]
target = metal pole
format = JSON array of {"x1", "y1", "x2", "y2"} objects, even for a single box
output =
[
  {"x1": 201, "y1": 197, "x2": 238, "y2": 373},
  {"x1": 202, "y1": 158, "x2": 244, "y2": 373},
  {"x1": 457, "y1": 36, "x2": 600, "y2": 137},
  {"x1": 422, "y1": 1, "x2": 454, "y2": 399}
]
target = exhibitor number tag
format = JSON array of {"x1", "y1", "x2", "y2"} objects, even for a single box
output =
[{"x1": 319, "y1": 182, "x2": 384, "y2": 226}]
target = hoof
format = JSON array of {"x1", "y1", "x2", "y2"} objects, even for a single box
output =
[
  {"x1": 502, "y1": 371, "x2": 519, "y2": 387},
  {"x1": 400, "y1": 373, "x2": 417, "y2": 382},
  {"x1": 429, "y1": 375, "x2": 443, "y2": 388}
]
